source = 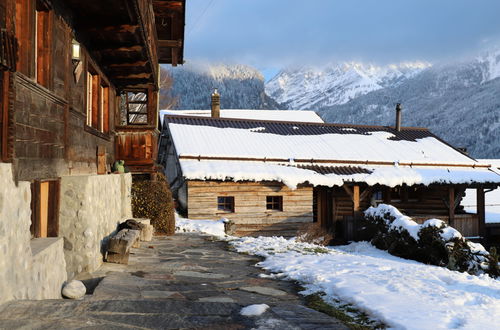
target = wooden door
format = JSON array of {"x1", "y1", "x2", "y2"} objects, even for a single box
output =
[
  {"x1": 315, "y1": 187, "x2": 335, "y2": 230},
  {"x1": 31, "y1": 179, "x2": 60, "y2": 238}
]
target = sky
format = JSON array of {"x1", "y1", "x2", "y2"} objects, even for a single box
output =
[{"x1": 184, "y1": 0, "x2": 500, "y2": 79}]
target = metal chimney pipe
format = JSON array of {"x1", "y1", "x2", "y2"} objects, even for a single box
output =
[
  {"x1": 395, "y1": 103, "x2": 402, "y2": 131},
  {"x1": 211, "y1": 88, "x2": 220, "y2": 118}
]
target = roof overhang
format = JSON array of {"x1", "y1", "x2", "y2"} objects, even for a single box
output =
[
  {"x1": 153, "y1": 0, "x2": 185, "y2": 65},
  {"x1": 64, "y1": 0, "x2": 185, "y2": 90}
]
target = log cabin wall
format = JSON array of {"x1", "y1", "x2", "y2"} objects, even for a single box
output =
[
  {"x1": 10, "y1": 0, "x2": 117, "y2": 180},
  {"x1": 381, "y1": 186, "x2": 457, "y2": 217},
  {"x1": 187, "y1": 181, "x2": 313, "y2": 237}
]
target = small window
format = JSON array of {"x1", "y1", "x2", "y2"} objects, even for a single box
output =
[
  {"x1": 217, "y1": 196, "x2": 234, "y2": 213},
  {"x1": 86, "y1": 68, "x2": 109, "y2": 133},
  {"x1": 123, "y1": 91, "x2": 148, "y2": 125},
  {"x1": 266, "y1": 196, "x2": 283, "y2": 211}
]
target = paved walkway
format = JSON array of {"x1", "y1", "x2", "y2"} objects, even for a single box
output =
[{"x1": 0, "y1": 234, "x2": 347, "y2": 329}]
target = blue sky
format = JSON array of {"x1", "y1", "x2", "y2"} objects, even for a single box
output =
[{"x1": 184, "y1": 0, "x2": 500, "y2": 79}]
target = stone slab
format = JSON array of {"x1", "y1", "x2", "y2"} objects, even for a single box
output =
[
  {"x1": 173, "y1": 271, "x2": 229, "y2": 279},
  {"x1": 239, "y1": 286, "x2": 288, "y2": 297}
]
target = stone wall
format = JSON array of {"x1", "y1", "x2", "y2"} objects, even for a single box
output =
[
  {"x1": 0, "y1": 163, "x2": 67, "y2": 305},
  {"x1": 59, "y1": 173, "x2": 132, "y2": 279}
]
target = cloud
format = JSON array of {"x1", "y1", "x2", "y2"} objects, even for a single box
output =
[{"x1": 184, "y1": 0, "x2": 500, "y2": 67}]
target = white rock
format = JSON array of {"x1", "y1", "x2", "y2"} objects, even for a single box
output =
[
  {"x1": 62, "y1": 280, "x2": 86, "y2": 299},
  {"x1": 240, "y1": 304, "x2": 270, "y2": 316}
]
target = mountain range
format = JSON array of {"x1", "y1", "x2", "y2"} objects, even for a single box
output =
[
  {"x1": 163, "y1": 63, "x2": 280, "y2": 110},
  {"x1": 162, "y1": 49, "x2": 500, "y2": 158}
]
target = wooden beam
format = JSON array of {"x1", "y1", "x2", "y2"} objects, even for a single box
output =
[
  {"x1": 99, "y1": 45, "x2": 143, "y2": 53},
  {"x1": 353, "y1": 185, "x2": 360, "y2": 212},
  {"x1": 359, "y1": 187, "x2": 372, "y2": 202},
  {"x1": 158, "y1": 39, "x2": 183, "y2": 48},
  {"x1": 114, "y1": 73, "x2": 152, "y2": 79},
  {"x1": 448, "y1": 187, "x2": 455, "y2": 227},
  {"x1": 88, "y1": 24, "x2": 139, "y2": 34},
  {"x1": 108, "y1": 61, "x2": 148, "y2": 68},
  {"x1": 342, "y1": 185, "x2": 353, "y2": 200},
  {"x1": 477, "y1": 188, "x2": 486, "y2": 238}
]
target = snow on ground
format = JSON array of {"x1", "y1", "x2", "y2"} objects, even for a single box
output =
[
  {"x1": 240, "y1": 304, "x2": 270, "y2": 316},
  {"x1": 176, "y1": 215, "x2": 499, "y2": 329},
  {"x1": 230, "y1": 237, "x2": 500, "y2": 330},
  {"x1": 174, "y1": 214, "x2": 227, "y2": 237}
]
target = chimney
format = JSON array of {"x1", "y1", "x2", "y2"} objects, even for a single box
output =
[
  {"x1": 395, "y1": 103, "x2": 402, "y2": 131},
  {"x1": 211, "y1": 88, "x2": 220, "y2": 118}
]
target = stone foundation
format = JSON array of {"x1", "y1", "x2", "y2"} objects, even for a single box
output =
[
  {"x1": 59, "y1": 173, "x2": 132, "y2": 279},
  {"x1": 0, "y1": 163, "x2": 67, "y2": 305}
]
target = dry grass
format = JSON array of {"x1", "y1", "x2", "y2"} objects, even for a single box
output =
[{"x1": 296, "y1": 223, "x2": 334, "y2": 246}]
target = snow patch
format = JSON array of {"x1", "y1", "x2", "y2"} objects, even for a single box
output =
[
  {"x1": 175, "y1": 214, "x2": 227, "y2": 237},
  {"x1": 240, "y1": 304, "x2": 270, "y2": 316}
]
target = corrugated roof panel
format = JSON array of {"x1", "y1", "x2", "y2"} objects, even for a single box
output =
[{"x1": 165, "y1": 115, "x2": 477, "y2": 165}]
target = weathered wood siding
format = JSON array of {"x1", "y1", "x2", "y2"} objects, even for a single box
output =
[
  {"x1": 388, "y1": 186, "x2": 454, "y2": 216},
  {"x1": 187, "y1": 181, "x2": 313, "y2": 236},
  {"x1": 412, "y1": 214, "x2": 479, "y2": 238},
  {"x1": 8, "y1": 0, "x2": 118, "y2": 180}
]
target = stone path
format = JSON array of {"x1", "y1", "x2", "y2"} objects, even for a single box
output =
[{"x1": 0, "y1": 234, "x2": 348, "y2": 329}]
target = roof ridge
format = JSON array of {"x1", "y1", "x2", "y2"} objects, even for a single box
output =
[{"x1": 164, "y1": 114, "x2": 430, "y2": 131}]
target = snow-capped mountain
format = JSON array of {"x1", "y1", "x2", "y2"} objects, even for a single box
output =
[
  {"x1": 162, "y1": 63, "x2": 281, "y2": 110},
  {"x1": 265, "y1": 61, "x2": 430, "y2": 109},
  {"x1": 315, "y1": 49, "x2": 500, "y2": 158}
]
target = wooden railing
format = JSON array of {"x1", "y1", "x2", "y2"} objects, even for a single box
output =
[
  {"x1": 115, "y1": 126, "x2": 158, "y2": 173},
  {"x1": 412, "y1": 214, "x2": 479, "y2": 238}
]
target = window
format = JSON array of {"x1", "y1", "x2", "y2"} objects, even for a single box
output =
[
  {"x1": 122, "y1": 91, "x2": 148, "y2": 125},
  {"x1": 217, "y1": 196, "x2": 234, "y2": 213},
  {"x1": 35, "y1": 4, "x2": 51, "y2": 87},
  {"x1": 15, "y1": 0, "x2": 52, "y2": 85},
  {"x1": 266, "y1": 196, "x2": 283, "y2": 211},
  {"x1": 86, "y1": 67, "x2": 109, "y2": 133},
  {"x1": 30, "y1": 179, "x2": 60, "y2": 238}
]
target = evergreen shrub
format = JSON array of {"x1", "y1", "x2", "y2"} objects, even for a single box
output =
[{"x1": 362, "y1": 204, "x2": 499, "y2": 277}]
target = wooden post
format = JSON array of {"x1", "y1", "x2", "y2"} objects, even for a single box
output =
[
  {"x1": 448, "y1": 187, "x2": 455, "y2": 227},
  {"x1": 477, "y1": 188, "x2": 486, "y2": 238},
  {"x1": 353, "y1": 185, "x2": 360, "y2": 213},
  {"x1": 383, "y1": 186, "x2": 391, "y2": 204}
]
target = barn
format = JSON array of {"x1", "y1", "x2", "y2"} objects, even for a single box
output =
[{"x1": 160, "y1": 105, "x2": 500, "y2": 240}]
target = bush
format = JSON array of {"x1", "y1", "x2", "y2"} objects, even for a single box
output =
[
  {"x1": 362, "y1": 204, "x2": 498, "y2": 277},
  {"x1": 131, "y1": 171, "x2": 175, "y2": 235}
]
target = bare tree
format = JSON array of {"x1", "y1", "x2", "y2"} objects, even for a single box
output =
[{"x1": 159, "y1": 67, "x2": 178, "y2": 110}]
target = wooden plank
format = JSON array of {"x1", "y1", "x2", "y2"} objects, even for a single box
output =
[
  {"x1": 39, "y1": 181, "x2": 49, "y2": 238},
  {"x1": 477, "y1": 188, "x2": 485, "y2": 237},
  {"x1": 47, "y1": 179, "x2": 60, "y2": 237},
  {"x1": 353, "y1": 185, "x2": 360, "y2": 212},
  {"x1": 97, "y1": 145, "x2": 106, "y2": 174},
  {"x1": 448, "y1": 187, "x2": 455, "y2": 227}
]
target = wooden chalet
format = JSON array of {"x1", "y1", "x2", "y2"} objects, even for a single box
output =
[
  {"x1": 1, "y1": 0, "x2": 184, "y2": 223},
  {"x1": 159, "y1": 107, "x2": 500, "y2": 241},
  {"x1": 0, "y1": 0, "x2": 185, "y2": 303}
]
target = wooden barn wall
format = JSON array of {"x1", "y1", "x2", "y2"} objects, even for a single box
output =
[
  {"x1": 187, "y1": 181, "x2": 313, "y2": 237},
  {"x1": 388, "y1": 186, "x2": 453, "y2": 216},
  {"x1": 10, "y1": 0, "x2": 117, "y2": 180}
]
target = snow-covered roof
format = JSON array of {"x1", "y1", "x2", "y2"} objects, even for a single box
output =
[
  {"x1": 164, "y1": 116, "x2": 500, "y2": 189},
  {"x1": 160, "y1": 109, "x2": 324, "y2": 123}
]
